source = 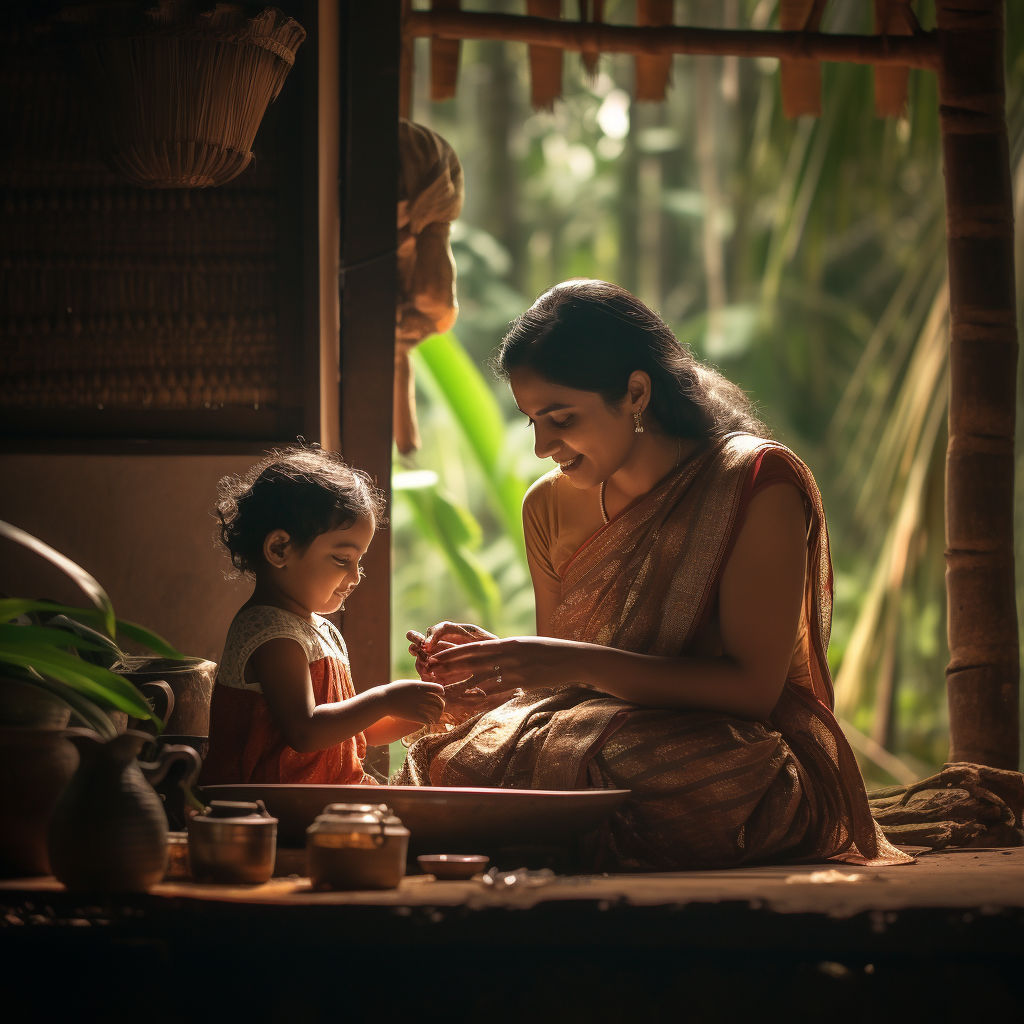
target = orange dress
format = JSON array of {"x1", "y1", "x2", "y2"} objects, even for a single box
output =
[{"x1": 200, "y1": 605, "x2": 373, "y2": 786}]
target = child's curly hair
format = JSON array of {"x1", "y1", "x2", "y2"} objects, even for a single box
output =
[{"x1": 216, "y1": 445, "x2": 386, "y2": 577}]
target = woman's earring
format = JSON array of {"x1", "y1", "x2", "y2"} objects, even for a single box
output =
[{"x1": 634, "y1": 410, "x2": 644, "y2": 433}]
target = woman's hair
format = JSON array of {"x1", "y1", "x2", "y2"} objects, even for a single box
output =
[
  {"x1": 216, "y1": 445, "x2": 385, "y2": 577},
  {"x1": 494, "y1": 279, "x2": 766, "y2": 440}
]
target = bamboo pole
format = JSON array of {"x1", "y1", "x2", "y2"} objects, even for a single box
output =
[
  {"x1": 937, "y1": 0, "x2": 1020, "y2": 770},
  {"x1": 404, "y1": 10, "x2": 940, "y2": 71}
]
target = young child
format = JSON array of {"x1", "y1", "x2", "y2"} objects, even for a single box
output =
[{"x1": 200, "y1": 446, "x2": 445, "y2": 786}]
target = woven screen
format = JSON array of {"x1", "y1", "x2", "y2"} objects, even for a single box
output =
[{"x1": 0, "y1": 15, "x2": 306, "y2": 436}]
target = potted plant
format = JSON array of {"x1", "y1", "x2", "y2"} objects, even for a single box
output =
[{"x1": 0, "y1": 518, "x2": 192, "y2": 876}]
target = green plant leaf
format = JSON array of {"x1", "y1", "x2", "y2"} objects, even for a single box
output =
[
  {"x1": 42, "y1": 615, "x2": 125, "y2": 667},
  {"x1": 0, "y1": 623, "x2": 116, "y2": 655},
  {"x1": 0, "y1": 646, "x2": 158, "y2": 723},
  {"x1": 5, "y1": 667, "x2": 117, "y2": 740},
  {"x1": 0, "y1": 520, "x2": 116, "y2": 638},
  {"x1": 414, "y1": 333, "x2": 528, "y2": 556},
  {"x1": 399, "y1": 487, "x2": 500, "y2": 629},
  {"x1": 115, "y1": 620, "x2": 187, "y2": 660},
  {"x1": 0, "y1": 601, "x2": 187, "y2": 660}
]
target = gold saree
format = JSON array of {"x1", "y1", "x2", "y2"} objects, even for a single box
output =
[{"x1": 395, "y1": 434, "x2": 905, "y2": 870}]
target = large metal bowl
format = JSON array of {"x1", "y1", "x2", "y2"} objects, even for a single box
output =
[{"x1": 197, "y1": 784, "x2": 630, "y2": 852}]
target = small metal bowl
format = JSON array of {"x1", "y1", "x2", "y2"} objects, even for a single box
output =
[{"x1": 417, "y1": 854, "x2": 489, "y2": 880}]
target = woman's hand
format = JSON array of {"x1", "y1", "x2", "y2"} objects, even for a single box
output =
[
  {"x1": 375, "y1": 679, "x2": 446, "y2": 724},
  {"x1": 426, "y1": 636, "x2": 579, "y2": 694},
  {"x1": 407, "y1": 622, "x2": 497, "y2": 680}
]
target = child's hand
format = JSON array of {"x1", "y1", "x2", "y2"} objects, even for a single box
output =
[{"x1": 378, "y1": 680, "x2": 446, "y2": 724}]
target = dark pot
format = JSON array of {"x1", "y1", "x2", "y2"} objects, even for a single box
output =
[
  {"x1": 48, "y1": 729, "x2": 170, "y2": 891},
  {"x1": 0, "y1": 728, "x2": 79, "y2": 877},
  {"x1": 121, "y1": 658, "x2": 216, "y2": 735}
]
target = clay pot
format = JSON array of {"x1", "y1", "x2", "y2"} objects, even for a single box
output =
[
  {"x1": 0, "y1": 677, "x2": 72, "y2": 731},
  {"x1": 0, "y1": 728, "x2": 80, "y2": 877},
  {"x1": 47, "y1": 729, "x2": 170, "y2": 891}
]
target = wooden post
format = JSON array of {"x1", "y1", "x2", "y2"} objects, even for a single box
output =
[
  {"x1": 337, "y1": 0, "x2": 400, "y2": 691},
  {"x1": 937, "y1": 0, "x2": 1020, "y2": 770}
]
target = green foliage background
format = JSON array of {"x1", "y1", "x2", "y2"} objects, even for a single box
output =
[{"x1": 391, "y1": 0, "x2": 1024, "y2": 781}]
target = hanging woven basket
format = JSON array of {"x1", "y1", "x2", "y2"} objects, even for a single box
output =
[{"x1": 59, "y1": 2, "x2": 305, "y2": 188}]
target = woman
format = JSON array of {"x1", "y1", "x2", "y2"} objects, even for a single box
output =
[{"x1": 396, "y1": 280, "x2": 905, "y2": 871}]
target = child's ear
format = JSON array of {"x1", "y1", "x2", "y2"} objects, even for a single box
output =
[{"x1": 263, "y1": 529, "x2": 292, "y2": 568}]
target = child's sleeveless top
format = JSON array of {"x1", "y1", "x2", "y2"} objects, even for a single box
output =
[{"x1": 200, "y1": 605, "x2": 373, "y2": 786}]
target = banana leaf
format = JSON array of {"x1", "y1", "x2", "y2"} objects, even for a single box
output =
[
  {"x1": 397, "y1": 483, "x2": 500, "y2": 630},
  {"x1": 414, "y1": 333, "x2": 528, "y2": 558}
]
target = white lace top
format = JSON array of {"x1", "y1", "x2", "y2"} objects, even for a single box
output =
[{"x1": 217, "y1": 605, "x2": 351, "y2": 693}]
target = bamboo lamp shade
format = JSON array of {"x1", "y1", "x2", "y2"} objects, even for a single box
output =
[{"x1": 58, "y1": 2, "x2": 305, "y2": 189}]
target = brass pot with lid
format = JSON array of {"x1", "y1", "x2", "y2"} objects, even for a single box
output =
[
  {"x1": 306, "y1": 802, "x2": 409, "y2": 890},
  {"x1": 188, "y1": 800, "x2": 277, "y2": 884}
]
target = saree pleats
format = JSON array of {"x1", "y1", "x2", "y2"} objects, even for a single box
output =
[{"x1": 395, "y1": 434, "x2": 907, "y2": 870}]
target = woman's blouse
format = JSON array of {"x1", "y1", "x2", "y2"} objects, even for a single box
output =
[
  {"x1": 200, "y1": 605, "x2": 371, "y2": 786},
  {"x1": 523, "y1": 467, "x2": 605, "y2": 593}
]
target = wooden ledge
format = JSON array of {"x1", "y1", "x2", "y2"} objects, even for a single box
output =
[{"x1": 404, "y1": 11, "x2": 941, "y2": 72}]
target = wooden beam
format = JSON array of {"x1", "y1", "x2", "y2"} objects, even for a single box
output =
[
  {"x1": 937, "y1": 0, "x2": 1020, "y2": 770},
  {"x1": 338, "y1": 0, "x2": 400, "y2": 692},
  {"x1": 405, "y1": 10, "x2": 940, "y2": 71}
]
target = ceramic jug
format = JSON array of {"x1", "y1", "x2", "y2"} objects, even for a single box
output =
[{"x1": 47, "y1": 728, "x2": 201, "y2": 892}]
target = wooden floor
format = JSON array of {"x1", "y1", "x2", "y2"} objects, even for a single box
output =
[{"x1": 2, "y1": 848, "x2": 1022, "y2": 1022}]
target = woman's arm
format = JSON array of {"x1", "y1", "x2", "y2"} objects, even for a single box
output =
[
  {"x1": 532, "y1": 575, "x2": 560, "y2": 638},
  {"x1": 427, "y1": 484, "x2": 808, "y2": 721},
  {"x1": 251, "y1": 639, "x2": 445, "y2": 753}
]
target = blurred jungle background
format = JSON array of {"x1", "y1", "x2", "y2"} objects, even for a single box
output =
[{"x1": 389, "y1": 0, "x2": 1024, "y2": 784}]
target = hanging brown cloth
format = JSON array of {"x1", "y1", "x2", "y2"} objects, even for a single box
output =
[{"x1": 395, "y1": 119, "x2": 464, "y2": 454}]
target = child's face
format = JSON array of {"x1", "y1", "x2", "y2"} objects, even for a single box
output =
[{"x1": 267, "y1": 516, "x2": 375, "y2": 615}]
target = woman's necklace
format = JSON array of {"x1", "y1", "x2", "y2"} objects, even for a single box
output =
[{"x1": 600, "y1": 437, "x2": 683, "y2": 526}]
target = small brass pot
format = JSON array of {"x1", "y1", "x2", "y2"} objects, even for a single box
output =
[
  {"x1": 306, "y1": 803, "x2": 409, "y2": 890},
  {"x1": 188, "y1": 800, "x2": 277, "y2": 884}
]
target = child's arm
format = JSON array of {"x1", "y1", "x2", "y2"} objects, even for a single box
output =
[
  {"x1": 363, "y1": 715, "x2": 430, "y2": 747},
  {"x1": 251, "y1": 638, "x2": 445, "y2": 753}
]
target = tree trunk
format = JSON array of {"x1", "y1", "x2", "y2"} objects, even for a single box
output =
[{"x1": 938, "y1": 0, "x2": 1020, "y2": 770}]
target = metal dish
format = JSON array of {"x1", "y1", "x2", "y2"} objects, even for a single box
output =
[
  {"x1": 198, "y1": 784, "x2": 631, "y2": 852},
  {"x1": 417, "y1": 854, "x2": 489, "y2": 880}
]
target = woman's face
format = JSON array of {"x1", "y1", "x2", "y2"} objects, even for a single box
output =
[{"x1": 509, "y1": 366, "x2": 643, "y2": 489}]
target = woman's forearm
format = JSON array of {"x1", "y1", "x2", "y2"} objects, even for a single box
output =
[{"x1": 570, "y1": 643, "x2": 784, "y2": 721}]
